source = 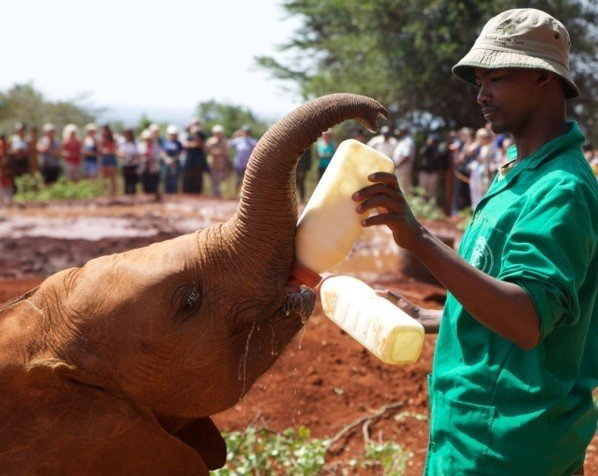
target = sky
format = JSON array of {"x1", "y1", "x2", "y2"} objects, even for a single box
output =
[{"x1": 1, "y1": 0, "x2": 303, "y2": 124}]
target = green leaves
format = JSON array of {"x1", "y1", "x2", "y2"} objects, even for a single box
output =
[
  {"x1": 14, "y1": 174, "x2": 107, "y2": 202},
  {"x1": 216, "y1": 426, "x2": 326, "y2": 475},
  {"x1": 197, "y1": 100, "x2": 269, "y2": 138},
  {"x1": 0, "y1": 83, "x2": 97, "y2": 134},
  {"x1": 258, "y1": 0, "x2": 597, "y2": 141},
  {"x1": 215, "y1": 425, "x2": 410, "y2": 474}
]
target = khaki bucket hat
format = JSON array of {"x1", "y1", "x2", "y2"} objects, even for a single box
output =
[{"x1": 453, "y1": 8, "x2": 580, "y2": 99}]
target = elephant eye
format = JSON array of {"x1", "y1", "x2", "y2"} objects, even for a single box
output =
[
  {"x1": 171, "y1": 283, "x2": 202, "y2": 320},
  {"x1": 185, "y1": 288, "x2": 201, "y2": 307}
]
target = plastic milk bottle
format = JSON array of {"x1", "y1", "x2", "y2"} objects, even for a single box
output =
[
  {"x1": 294, "y1": 139, "x2": 395, "y2": 281},
  {"x1": 320, "y1": 276, "x2": 424, "y2": 365}
]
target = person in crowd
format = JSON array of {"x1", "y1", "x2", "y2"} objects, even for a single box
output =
[
  {"x1": 316, "y1": 129, "x2": 335, "y2": 180},
  {"x1": 417, "y1": 133, "x2": 443, "y2": 202},
  {"x1": 182, "y1": 124, "x2": 209, "y2": 194},
  {"x1": 582, "y1": 143, "x2": 597, "y2": 177},
  {"x1": 98, "y1": 124, "x2": 118, "y2": 197},
  {"x1": 392, "y1": 127, "x2": 416, "y2": 194},
  {"x1": 161, "y1": 125, "x2": 183, "y2": 194},
  {"x1": 228, "y1": 125, "x2": 257, "y2": 196},
  {"x1": 355, "y1": 9, "x2": 596, "y2": 474},
  {"x1": 149, "y1": 123, "x2": 163, "y2": 148},
  {"x1": 188, "y1": 116, "x2": 202, "y2": 132},
  {"x1": 441, "y1": 130, "x2": 460, "y2": 215},
  {"x1": 0, "y1": 132, "x2": 15, "y2": 204},
  {"x1": 469, "y1": 128, "x2": 498, "y2": 209},
  {"x1": 82, "y1": 123, "x2": 99, "y2": 179},
  {"x1": 118, "y1": 128, "x2": 139, "y2": 195},
  {"x1": 28, "y1": 125, "x2": 38, "y2": 174},
  {"x1": 205, "y1": 124, "x2": 231, "y2": 197},
  {"x1": 138, "y1": 129, "x2": 161, "y2": 200},
  {"x1": 351, "y1": 128, "x2": 367, "y2": 143},
  {"x1": 451, "y1": 127, "x2": 476, "y2": 213},
  {"x1": 367, "y1": 125, "x2": 397, "y2": 159},
  {"x1": 296, "y1": 146, "x2": 312, "y2": 203},
  {"x1": 62, "y1": 124, "x2": 83, "y2": 182},
  {"x1": 37, "y1": 124, "x2": 61, "y2": 185},
  {"x1": 9, "y1": 122, "x2": 31, "y2": 183}
]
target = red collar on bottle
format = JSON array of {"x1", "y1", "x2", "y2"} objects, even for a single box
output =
[{"x1": 288, "y1": 261, "x2": 322, "y2": 288}]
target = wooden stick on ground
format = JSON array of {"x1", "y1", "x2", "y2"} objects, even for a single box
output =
[{"x1": 325, "y1": 401, "x2": 405, "y2": 454}]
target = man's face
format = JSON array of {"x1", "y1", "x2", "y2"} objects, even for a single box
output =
[{"x1": 475, "y1": 68, "x2": 542, "y2": 135}]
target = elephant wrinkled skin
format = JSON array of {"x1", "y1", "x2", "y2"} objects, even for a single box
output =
[{"x1": 0, "y1": 94, "x2": 387, "y2": 474}]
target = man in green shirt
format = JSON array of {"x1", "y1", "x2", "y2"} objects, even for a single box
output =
[{"x1": 354, "y1": 8, "x2": 597, "y2": 475}]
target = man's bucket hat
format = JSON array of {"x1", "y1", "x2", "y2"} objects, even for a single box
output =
[{"x1": 453, "y1": 8, "x2": 580, "y2": 99}]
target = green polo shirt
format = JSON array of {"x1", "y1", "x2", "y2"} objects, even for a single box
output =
[{"x1": 426, "y1": 122, "x2": 597, "y2": 475}]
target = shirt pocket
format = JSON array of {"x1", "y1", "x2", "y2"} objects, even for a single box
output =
[{"x1": 429, "y1": 390, "x2": 496, "y2": 475}]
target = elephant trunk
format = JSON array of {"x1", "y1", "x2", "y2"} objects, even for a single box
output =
[{"x1": 229, "y1": 94, "x2": 387, "y2": 282}]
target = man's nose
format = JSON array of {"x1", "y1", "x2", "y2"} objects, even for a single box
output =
[{"x1": 477, "y1": 84, "x2": 491, "y2": 105}]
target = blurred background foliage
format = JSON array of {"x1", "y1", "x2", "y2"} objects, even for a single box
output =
[
  {"x1": 0, "y1": 83, "x2": 97, "y2": 134},
  {"x1": 0, "y1": 1, "x2": 594, "y2": 144},
  {"x1": 257, "y1": 0, "x2": 597, "y2": 142}
]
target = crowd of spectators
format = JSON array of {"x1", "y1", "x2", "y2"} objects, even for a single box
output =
[
  {"x1": 1, "y1": 118, "x2": 596, "y2": 210},
  {"x1": 315, "y1": 124, "x2": 596, "y2": 216},
  {"x1": 0, "y1": 119, "x2": 258, "y2": 204}
]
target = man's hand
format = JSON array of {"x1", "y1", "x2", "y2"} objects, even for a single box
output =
[
  {"x1": 353, "y1": 172, "x2": 424, "y2": 250},
  {"x1": 375, "y1": 288, "x2": 442, "y2": 334},
  {"x1": 375, "y1": 289, "x2": 420, "y2": 318}
]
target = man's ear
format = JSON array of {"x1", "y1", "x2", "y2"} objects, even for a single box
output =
[{"x1": 536, "y1": 70, "x2": 563, "y2": 94}]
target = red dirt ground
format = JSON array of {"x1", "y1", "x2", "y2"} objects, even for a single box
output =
[{"x1": 1, "y1": 196, "x2": 595, "y2": 474}]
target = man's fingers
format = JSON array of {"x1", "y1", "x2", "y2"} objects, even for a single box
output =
[
  {"x1": 353, "y1": 173, "x2": 402, "y2": 200},
  {"x1": 368, "y1": 172, "x2": 400, "y2": 189},
  {"x1": 361, "y1": 212, "x2": 406, "y2": 227},
  {"x1": 357, "y1": 194, "x2": 405, "y2": 214},
  {"x1": 353, "y1": 182, "x2": 406, "y2": 202}
]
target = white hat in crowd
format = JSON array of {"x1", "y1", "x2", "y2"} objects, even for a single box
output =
[
  {"x1": 63, "y1": 124, "x2": 79, "y2": 141},
  {"x1": 166, "y1": 124, "x2": 179, "y2": 135},
  {"x1": 42, "y1": 123, "x2": 56, "y2": 133},
  {"x1": 141, "y1": 129, "x2": 152, "y2": 140},
  {"x1": 212, "y1": 124, "x2": 224, "y2": 134}
]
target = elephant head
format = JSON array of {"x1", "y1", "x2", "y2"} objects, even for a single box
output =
[{"x1": 0, "y1": 94, "x2": 387, "y2": 474}]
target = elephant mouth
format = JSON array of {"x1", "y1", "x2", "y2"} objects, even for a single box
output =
[
  {"x1": 282, "y1": 285, "x2": 316, "y2": 324},
  {"x1": 164, "y1": 416, "x2": 228, "y2": 471}
]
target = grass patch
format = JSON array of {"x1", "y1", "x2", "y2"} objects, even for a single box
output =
[
  {"x1": 215, "y1": 426, "x2": 410, "y2": 475},
  {"x1": 14, "y1": 173, "x2": 107, "y2": 202}
]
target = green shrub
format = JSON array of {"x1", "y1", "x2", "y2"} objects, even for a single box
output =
[
  {"x1": 14, "y1": 173, "x2": 107, "y2": 202},
  {"x1": 216, "y1": 427, "x2": 326, "y2": 475},
  {"x1": 215, "y1": 426, "x2": 409, "y2": 475},
  {"x1": 407, "y1": 187, "x2": 444, "y2": 221}
]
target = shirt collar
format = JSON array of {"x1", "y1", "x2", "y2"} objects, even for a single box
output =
[
  {"x1": 504, "y1": 121, "x2": 584, "y2": 174},
  {"x1": 481, "y1": 121, "x2": 585, "y2": 202}
]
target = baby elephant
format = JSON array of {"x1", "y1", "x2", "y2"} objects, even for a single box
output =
[{"x1": 0, "y1": 94, "x2": 387, "y2": 474}]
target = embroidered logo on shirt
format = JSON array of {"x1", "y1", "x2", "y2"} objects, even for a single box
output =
[{"x1": 469, "y1": 236, "x2": 494, "y2": 273}]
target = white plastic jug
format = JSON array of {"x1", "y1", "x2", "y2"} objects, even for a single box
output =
[
  {"x1": 295, "y1": 139, "x2": 395, "y2": 275},
  {"x1": 320, "y1": 276, "x2": 424, "y2": 365}
]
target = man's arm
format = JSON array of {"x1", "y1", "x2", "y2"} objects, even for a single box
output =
[{"x1": 355, "y1": 172, "x2": 540, "y2": 350}]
